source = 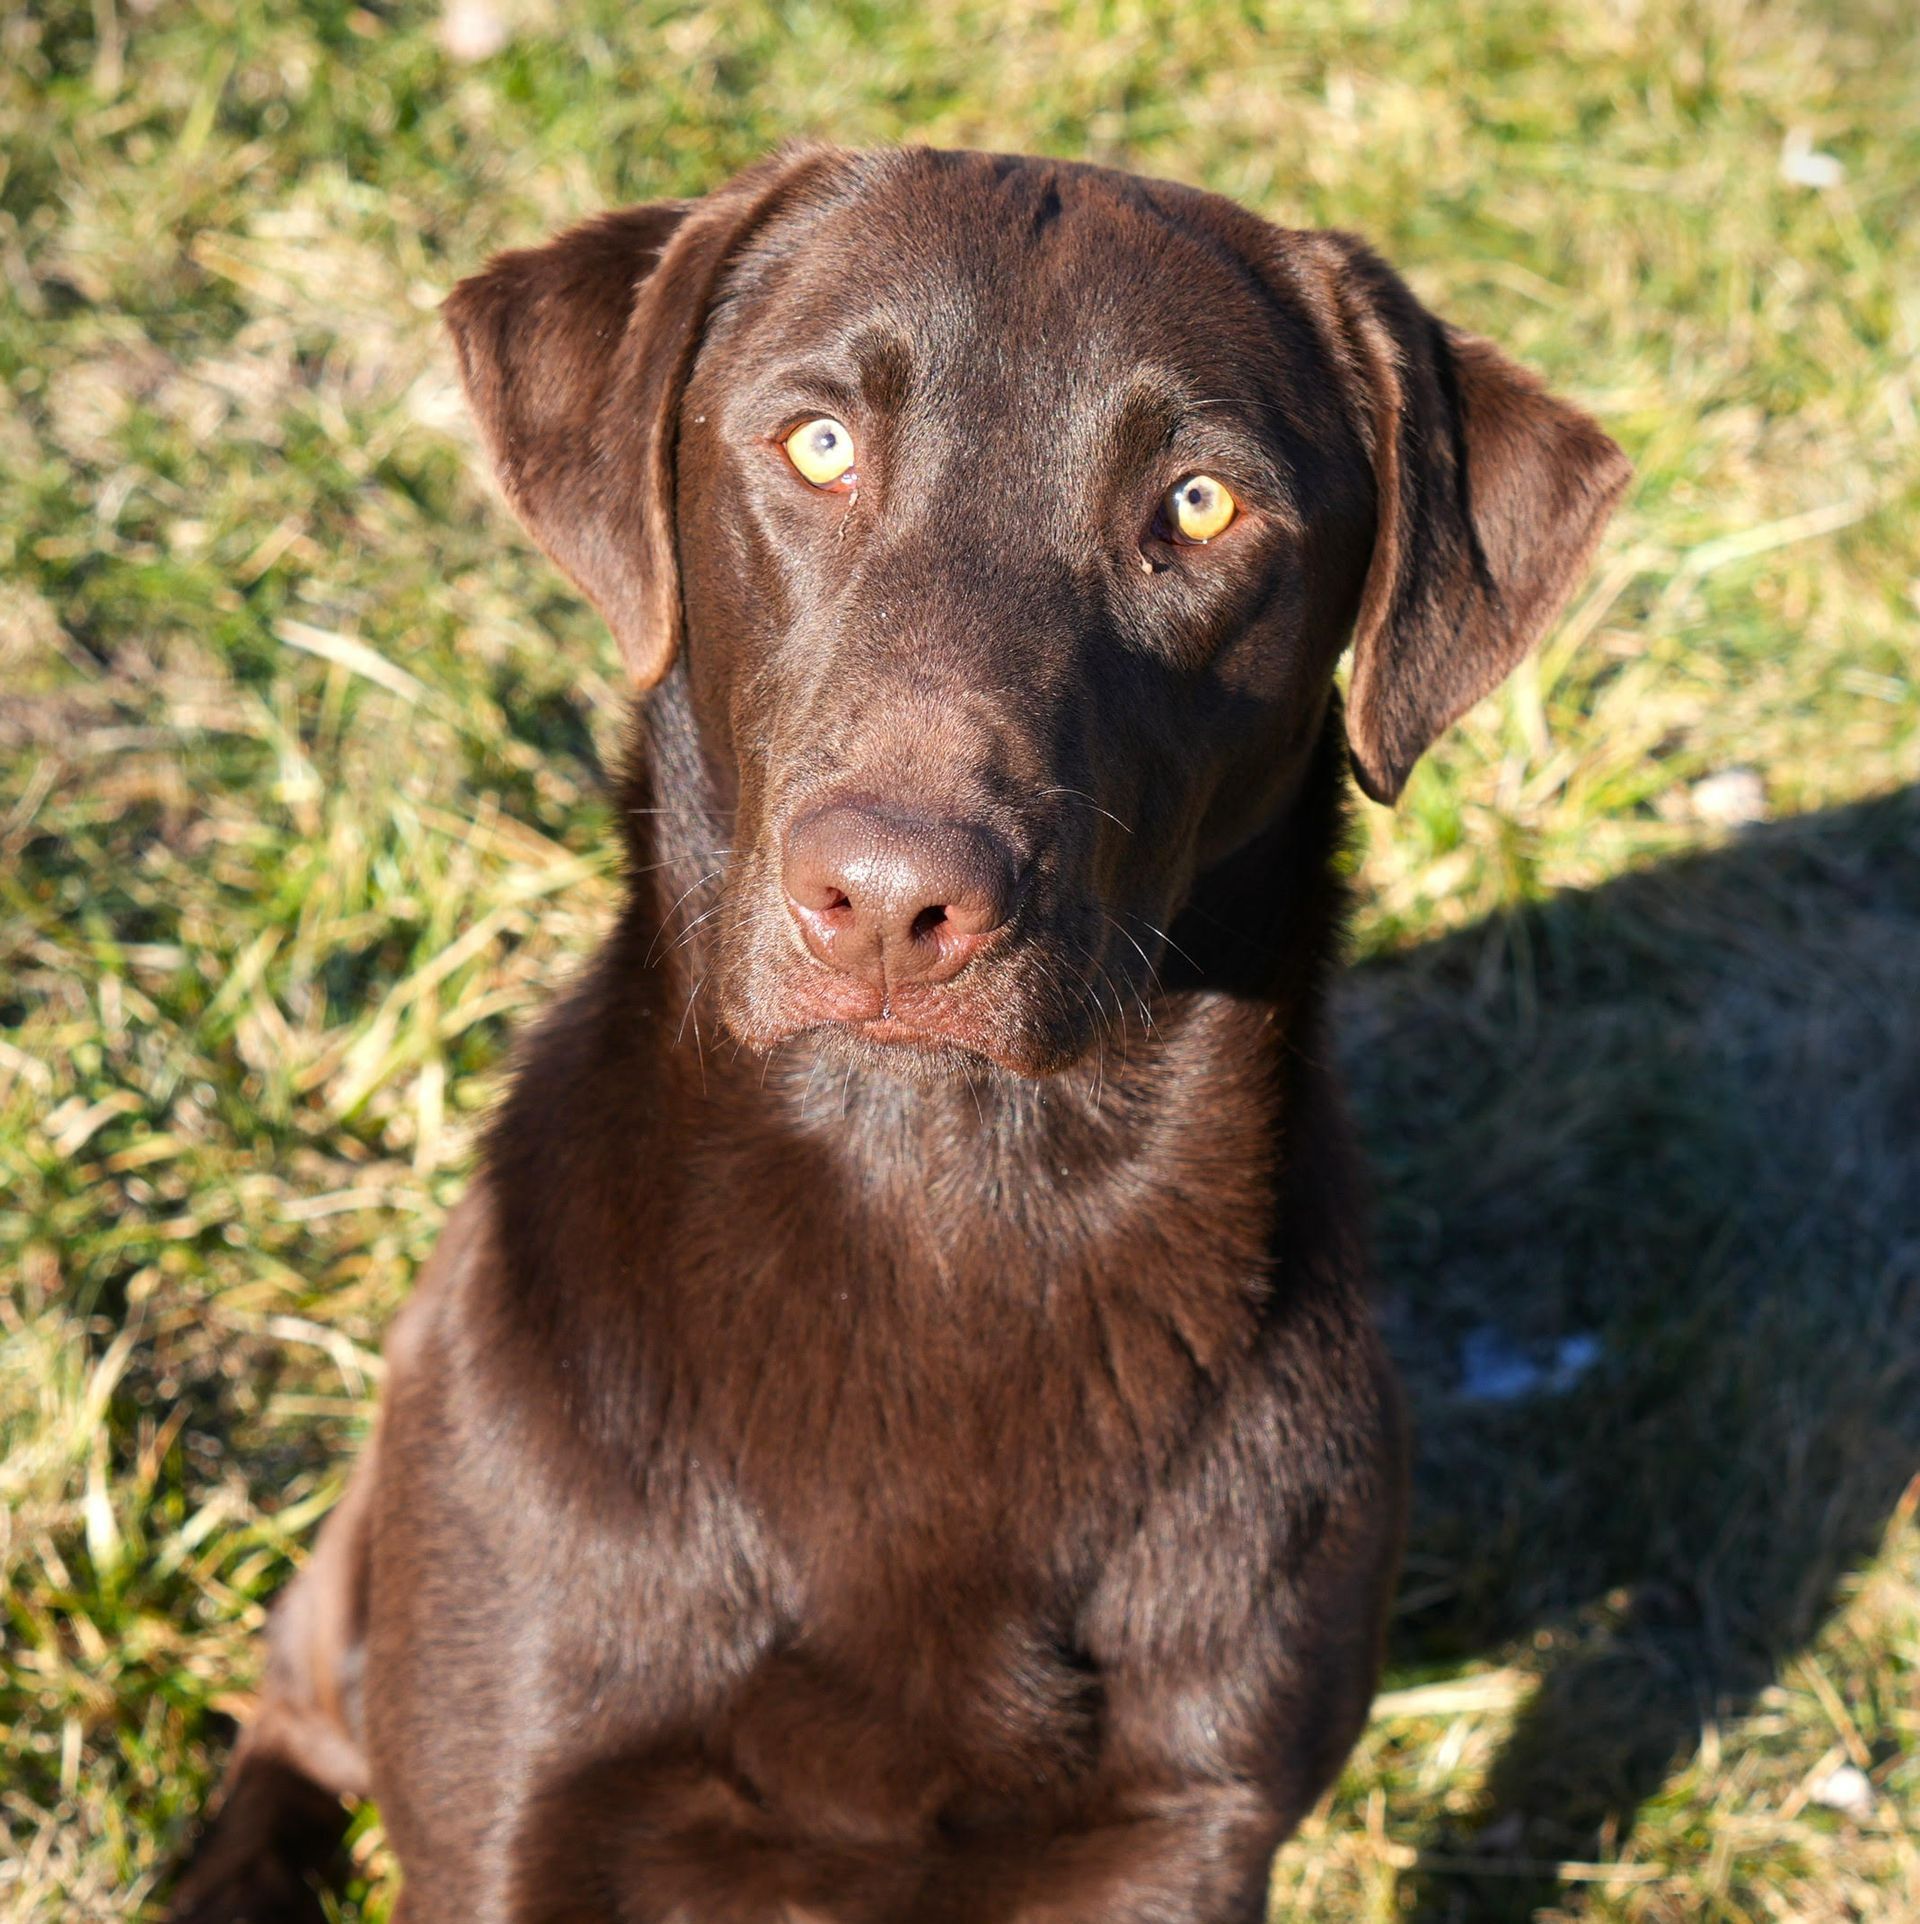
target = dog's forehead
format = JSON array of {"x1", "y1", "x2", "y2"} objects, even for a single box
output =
[{"x1": 714, "y1": 150, "x2": 1289, "y2": 389}]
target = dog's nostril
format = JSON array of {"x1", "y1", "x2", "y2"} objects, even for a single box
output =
[{"x1": 782, "y1": 802, "x2": 1017, "y2": 988}]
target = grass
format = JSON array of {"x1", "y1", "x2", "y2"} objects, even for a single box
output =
[{"x1": 2, "y1": 0, "x2": 1917, "y2": 1917}]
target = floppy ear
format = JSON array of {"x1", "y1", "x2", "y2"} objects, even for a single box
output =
[
  {"x1": 1322, "y1": 239, "x2": 1631, "y2": 804},
  {"x1": 443, "y1": 150, "x2": 836, "y2": 687}
]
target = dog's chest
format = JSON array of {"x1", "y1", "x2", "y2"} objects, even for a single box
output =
[
  {"x1": 505, "y1": 1092, "x2": 1282, "y2": 1833},
  {"x1": 640, "y1": 1195, "x2": 1264, "y2": 1834},
  {"x1": 657, "y1": 1133, "x2": 1271, "y2": 1529}
]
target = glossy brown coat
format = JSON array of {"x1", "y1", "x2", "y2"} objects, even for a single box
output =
[{"x1": 169, "y1": 145, "x2": 1627, "y2": 1924}]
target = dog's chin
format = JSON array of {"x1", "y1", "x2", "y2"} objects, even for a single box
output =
[
  {"x1": 718, "y1": 998, "x2": 1092, "y2": 1085},
  {"x1": 803, "y1": 1019, "x2": 1096, "y2": 1084},
  {"x1": 793, "y1": 1021, "x2": 1005, "y2": 1085}
]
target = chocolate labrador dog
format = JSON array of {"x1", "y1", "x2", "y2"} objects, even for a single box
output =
[{"x1": 170, "y1": 144, "x2": 1627, "y2": 1923}]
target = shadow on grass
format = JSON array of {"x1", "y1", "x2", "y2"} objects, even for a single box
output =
[{"x1": 1340, "y1": 784, "x2": 1920, "y2": 1920}]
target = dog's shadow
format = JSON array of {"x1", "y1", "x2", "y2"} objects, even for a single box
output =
[{"x1": 1338, "y1": 784, "x2": 1920, "y2": 1919}]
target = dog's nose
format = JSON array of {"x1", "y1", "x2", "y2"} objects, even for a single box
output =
[{"x1": 783, "y1": 804, "x2": 1015, "y2": 988}]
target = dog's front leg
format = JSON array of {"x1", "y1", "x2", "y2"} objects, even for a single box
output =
[
  {"x1": 164, "y1": 1448, "x2": 374, "y2": 1924},
  {"x1": 166, "y1": 1191, "x2": 484, "y2": 1924},
  {"x1": 978, "y1": 1347, "x2": 1407, "y2": 1924},
  {"x1": 933, "y1": 1786, "x2": 1287, "y2": 1924}
]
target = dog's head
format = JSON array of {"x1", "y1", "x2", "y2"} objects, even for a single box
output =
[{"x1": 446, "y1": 146, "x2": 1627, "y2": 1079}]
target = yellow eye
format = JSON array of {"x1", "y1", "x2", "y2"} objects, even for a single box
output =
[
  {"x1": 782, "y1": 416, "x2": 857, "y2": 489},
  {"x1": 1165, "y1": 473, "x2": 1236, "y2": 543}
]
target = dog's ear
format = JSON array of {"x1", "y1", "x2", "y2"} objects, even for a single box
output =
[
  {"x1": 1316, "y1": 238, "x2": 1631, "y2": 804},
  {"x1": 443, "y1": 150, "x2": 837, "y2": 687}
]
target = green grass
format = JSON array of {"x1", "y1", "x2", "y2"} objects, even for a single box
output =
[{"x1": 3, "y1": 0, "x2": 1917, "y2": 1917}]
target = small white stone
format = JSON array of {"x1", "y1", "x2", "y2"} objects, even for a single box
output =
[
  {"x1": 441, "y1": 0, "x2": 511, "y2": 62},
  {"x1": 1811, "y1": 1764, "x2": 1874, "y2": 1819},
  {"x1": 1691, "y1": 768, "x2": 1768, "y2": 826},
  {"x1": 1780, "y1": 130, "x2": 1846, "y2": 190}
]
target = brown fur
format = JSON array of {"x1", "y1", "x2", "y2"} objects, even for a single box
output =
[{"x1": 168, "y1": 145, "x2": 1627, "y2": 1924}]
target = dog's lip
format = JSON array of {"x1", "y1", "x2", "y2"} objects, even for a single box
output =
[
  {"x1": 770, "y1": 944, "x2": 987, "y2": 1038},
  {"x1": 742, "y1": 983, "x2": 1031, "y2": 1069},
  {"x1": 848, "y1": 1014, "x2": 956, "y2": 1049},
  {"x1": 814, "y1": 1012, "x2": 1059, "y2": 1079},
  {"x1": 791, "y1": 989, "x2": 979, "y2": 1053},
  {"x1": 725, "y1": 986, "x2": 1084, "y2": 1080}
]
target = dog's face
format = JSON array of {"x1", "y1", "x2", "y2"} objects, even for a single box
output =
[
  {"x1": 446, "y1": 148, "x2": 1627, "y2": 1078},
  {"x1": 675, "y1": 156, "x2": 1382, "y2": 1078}
]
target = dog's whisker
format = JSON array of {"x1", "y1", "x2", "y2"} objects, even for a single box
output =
[
  {"x1": 666, "y1": 903, "x2": 725, "y2": 955},
  {"x1": 1089, "y1": 950, "x2": 1137, "y2": 1078},
  {"x1": 961, "y1": 1059, "x2": 986, "y2": 1129},
  {"x1": 1103, "y1": 913, "x2": 1165, "y2": 1030},
  {"x1": 1103, "y1": 910, "x2": 1164, "y2": 988},
  {"x1": 644, "y1": 869, "x2": 724, "y2": 967},
  {"x1": 629, "y1": 847, "x2": 731, "y2": 881},
  {"x1": 1060, "y1": 934, "x2": 1142, "y2": 1088},
  {"x1": 1036, "y1": 786, "x2": 1133, "y2": 835},
  {"x1": 1124, "y1": 910, "x2": 1199, "y2": 974},
  {"x1": 673, "y1": 973, "x2": 706, "y2": 1051},
  {"x1": 1058, "y1": 959, "x2": 1109, "y2": 1113},
  {"x1": 800, "y1": 1047, "x2": 827, "y2": 1115},
  {"x1": 673, "y1": 975, "x2": 710, "y2": 1095}
]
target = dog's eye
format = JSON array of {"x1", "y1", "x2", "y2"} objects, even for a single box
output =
[
  {"x1": 782, "y1": 416, "x2": 857, "y2": 490},
  {"x1": 1164, "y1": 473, "x2": 1236, "y2": 543}
]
